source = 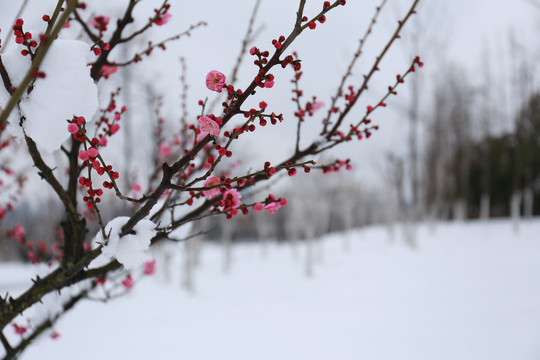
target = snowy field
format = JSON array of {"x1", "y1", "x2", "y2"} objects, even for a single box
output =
[{"x1": 3, "y1": 219, "x2": 540, "y2": 360}]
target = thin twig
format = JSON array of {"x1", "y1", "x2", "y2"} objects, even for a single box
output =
[
  {"x1": 208, "y1": 0, "x2": 262, "y2": 113},
  {"x1": 0, "y1": 0, "x2": 30, "y2": 55},
  {"x1": 326, "y1": 0, "x2": 420, "y2": 139},
  {"x1": 321, "y1": 0, "x2": 388, "y2": 135}
]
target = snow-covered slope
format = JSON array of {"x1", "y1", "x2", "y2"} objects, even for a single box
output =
[{"x1": 3, "y1": 219, "x2": 540, "y2": 360}]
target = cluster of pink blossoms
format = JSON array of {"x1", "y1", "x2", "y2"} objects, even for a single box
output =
[
  {"x1": 5, "y1": 223, "x2": 63, "y2": 264},
  {"x1": 153, "y1": 4, "x2": 172, "y2": 26},
  {"x1": 198, "y1": 69, "x2": 289, "y2": 218},
  {"x1": 67, "y1": 114, "x2": 121, "y2": 208},
  {"x1": 93, "y1": 259, "x2": 155, "y2": 292},
  {"x1": 253, "y1": 194, "x2": 287, "y2": 214}
]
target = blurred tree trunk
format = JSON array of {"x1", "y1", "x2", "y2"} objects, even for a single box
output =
[
  {"x1": 479, "y1": 49, "x2": 494, "y2": 220},
  {"x1": 222, "y1": 220, "x2": 234, "y2": 274}
]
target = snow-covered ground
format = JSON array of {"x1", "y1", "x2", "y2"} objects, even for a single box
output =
[{"x1": 3, "y1": 219, "x2": 540, "y2": 360}]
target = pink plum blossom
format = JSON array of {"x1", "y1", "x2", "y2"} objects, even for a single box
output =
[
  {"x1": 223, "y1": 188, "x2": 241, "y2": 210},
  {"x1": 206, "y1": 70, "x2": 226, "y2": 92},
  {"x1": 121, "y1": 275, "x2": 134, "y2": 289},
  {"x1": 144, "y1": 259, "x2": 156, "y2": 275},
  {"x1": 311, "y1": 101, "x2": 325, "y2": 111},
  {"x1": 87, "y1": 147, "x2": 99, "y2": 158},
  {"x1": 264, "y1": 80, "x2": 274, "y2": 88},
  {"x1": 67, "y1": 123, "x2": 79, "y2": 134},
  {"x1": 13, "y1": 224, "x2": 25, "y2": 243},
  {"x1": 202, "y1": 176, "x2": 221, "y2": 199},
  {"x1": 155, "y1": 13, "x2": 171, "y2": 26},
  {"x1": 131, "y1": 182, "x2": 142, "y2": 193},
  {"x1": 101, "y1": 65, "x2": 118, "y2": 79},
  {"x1": 110, "y1": 123, "x2": 120, "y2": 134},
  {"x1": 158, "y1": 144, "x2": 172, "y2": 158},
  {"x1": 12, "y1": 323, "x2": 27, "y2": 336},
  {"x1": 198, "y1": 116, "x2": 220, "y2": 137},
  {"x1": 265, "y1": 202, "x2": 282, "y2": 214},
  {"x1": 253, "y1": 203, "x2": 263, "y2": 212},
  {"x1": 78, "y1": 150, "x2": 89, "y2": 161},
  {"x1": 90, "y1": 15, "x2": 109, "y2": 32}
]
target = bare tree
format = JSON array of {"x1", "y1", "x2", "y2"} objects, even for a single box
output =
[{"x1": 424, "y1": 64, "x2": 474, "y2": 220}]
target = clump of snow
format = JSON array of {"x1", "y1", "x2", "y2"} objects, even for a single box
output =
[
  {"x1": 96, "y1": 217, "x2": 156, "y2": 270},
  {"x1": 1, "y1": 40, "x2": 98, "y2": 152}
]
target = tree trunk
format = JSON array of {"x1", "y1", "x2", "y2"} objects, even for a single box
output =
[
  {"x1": 511, "y1": 191, "x2": 521, "y2": 233},
  {"x1": 480, "y1": 193, "x2": 490, "y2": 220}
]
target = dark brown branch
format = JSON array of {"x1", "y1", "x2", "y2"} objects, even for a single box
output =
[
  {"x1": 0, "y1": 57, "x2": 13, "y2": 93},
  {"x1": 73, "y1": 9, "x2": 100, "y2": 43},
  {"x1": 24, "y1": 135, "x2": 75, "y2": 215},
  {"x1": 1, "y1": 291, "x2": 86, "y2": 360},
  {"x1": 0, "y1": 246, "x2": 102, "y2": 329},
  {"x1": 0, "y1": 332, "x2": 12, "y2": 359},
  {"x1": 90, "y1": 0, "x2": 138, "y2": 80},
  {"x1": 23, "y1": 134, "x2": 86, "y2": 265},
  {"x1": 118, "y1": 0, "x2": 168, "y2": 43}
]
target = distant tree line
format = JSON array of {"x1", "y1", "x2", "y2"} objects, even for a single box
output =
[
  {"x1": 467, "y1": 92, "x2": 540, "y2": 218},
  {"x1": 423, "y1": 70, "x2": 540, "y2": 220}
]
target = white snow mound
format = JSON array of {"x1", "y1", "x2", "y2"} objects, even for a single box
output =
[{"x1": 97, "y1": 217, "x2": 156, "y2": 270}]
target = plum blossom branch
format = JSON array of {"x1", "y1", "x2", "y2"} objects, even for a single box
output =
[
  {"x1": 118, "y1": 0, "x2": 170, "y2": 43},
  {"x1": 321, "y1": 0, "x2": 387, "y2": 135},
  {"x1": 176, "y1": 160, "x2": 315, "y2": 193},
  {"x1": 299, "y1": 0, "x2": 342, "y2": 31},
  {"x1": 325, "y1": 0, "x2": 420, "y2": 139},
  {"x1": 89, "y1": 0, "x2": 139, "y2": 80},
  {"x1": 314, "y1": 56, "x2": 423, "y2": 155},
  {"x1": 72, "y1": 9, "x2": 100, "y2": 43}
]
